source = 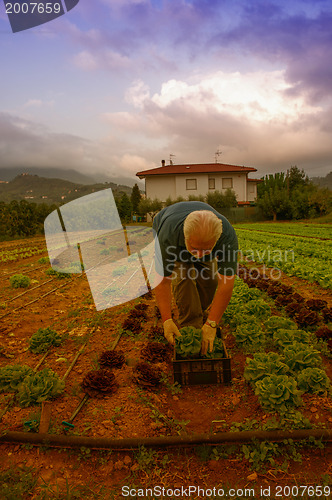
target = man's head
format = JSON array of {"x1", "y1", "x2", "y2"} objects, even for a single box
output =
[{"x1": 183, "y1": 210, "x2": 223, "y2": 258}]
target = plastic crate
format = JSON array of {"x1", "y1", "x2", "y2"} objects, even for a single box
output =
[{"x1": 173, "y1": 342, "x2": 231, "y2": 386}]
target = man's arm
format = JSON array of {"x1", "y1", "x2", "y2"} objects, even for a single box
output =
[
  {"x1": 201, "y1": 273, "x2": 235, "y2": 355},
  {"x1": 154, "y1": 275, "x2": 173, "y2": 322},
  {"x1": 207, "y1": 273, "x2": 236, "y2": 323},
  {"x1": 154, "y1": 274, "x2": 181, "y2": 345}
]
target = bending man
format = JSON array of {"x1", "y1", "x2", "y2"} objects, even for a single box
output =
[{"x1": 152, "y1": 201, "x2": 238, "y2": 355}]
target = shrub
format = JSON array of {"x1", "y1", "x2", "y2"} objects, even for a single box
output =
[{"x1": 9, "y1": 274, "x2": 30, "y2": 288}]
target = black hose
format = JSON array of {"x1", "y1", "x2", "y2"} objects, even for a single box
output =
[{"x1": 1, "y1": 428, "x2": 331, "y2": 450}]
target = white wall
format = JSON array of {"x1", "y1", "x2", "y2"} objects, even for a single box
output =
[
  {"x1": 144, "y1": 172, "x2": 252, "y2": 203},
  {"x1": 145, "y1": 175, "x2": 176, "y2": 201}
]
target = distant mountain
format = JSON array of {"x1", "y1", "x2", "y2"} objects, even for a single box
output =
[
  {"x1": 0, "y1": 173, "x2": 134, "y2": 205},
  {"x1": 311, "y1": 172, "x2": 332, "y2": 190},
  {"x1": 0, "y1": 167, "x2": 96, "y2": 185},
  {"x1": 0, "y1": 167, "x2": 144, "y2": 189}
]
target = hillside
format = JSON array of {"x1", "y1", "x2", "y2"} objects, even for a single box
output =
[
  {"x1": 0, "y1": 173, "x2": 133, "y2": 205},
  {"x1": 311, "y1": 171, "x2": 332, "y2": 190}
]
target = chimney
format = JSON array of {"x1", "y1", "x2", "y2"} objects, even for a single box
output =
[{"x1": 161, "y1": 159, "x2": 165, "y2": 167}]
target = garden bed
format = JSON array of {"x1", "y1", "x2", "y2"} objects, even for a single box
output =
[{"x1": 0, "y1": 233, "x2": 332, "y2": 497}]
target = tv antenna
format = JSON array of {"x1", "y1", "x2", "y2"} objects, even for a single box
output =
[
  {"x1": 169, "y1": 153, "x2": 176, "y2": 165},
  {"x1": 215, "y1": 149, "x2": 222, "y2": 163}
]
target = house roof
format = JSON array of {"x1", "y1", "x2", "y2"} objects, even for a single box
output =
[
  {"x1": 247, "y1": 178, "x2": 263, "y2": 182},
  {"x1": 136, "y1": 162, "x2": 257, "y2": 179}
]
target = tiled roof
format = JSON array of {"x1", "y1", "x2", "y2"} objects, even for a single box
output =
[
  {"x1": 247, "y1": 178, "x2": 263, "y2": 182},
  {"x1": 136, "y1": 162, "x2": 257, "y2": 178}
]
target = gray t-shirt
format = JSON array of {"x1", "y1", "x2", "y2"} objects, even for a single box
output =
[{"x1": 152, "y1": 201, "x2": 238, "y2": 277}]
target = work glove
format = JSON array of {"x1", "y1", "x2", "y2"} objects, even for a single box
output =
[
  {"x1": 163, "y1": 319, "x2": 181, "y2": 346},
  {"x1": 201, "y1": 323, "x2": 216, "y2": 356}
]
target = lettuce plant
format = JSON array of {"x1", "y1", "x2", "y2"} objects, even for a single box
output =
[
  {"x1": 29, "y1": 327, "x2": 63, "y2": 354},
  {"x1": 241, "y1": 299, "x2": 271, "y2": 321},
  {"x1": 283, "y1": 342, "x2": 322, "y2": 372},
  {"x1": 204, "y1": 337, "x2": 225, "y2": 359},
  {"x1": 235, "y1": 318, "x2": 265, "y2": 346},
  {"x1": 264, "y1": 316, "x2": 297, "y2": 336},
  {"x1": 16, "y1": 368, "x2": 65, "y2": 407},
  {"x1": 9, "y1": 274, "x2": 30, "y2": 288},
  {"x1": 273, "y1": 329, "x2": 312, "y2": 349},
  {"x1": 244, "y1": 353, "x2": 289, "y2": 385},
  {"x1": 255, "y1": 374, "x2": 302, "y2": 414},
  {"x1": 297, "y1": 368, "x2": 331, "y2": 394},
  {"x1": 112, "y1": 265, "x2": 128, "y2": 276},
  {"x1": 175, "y1": 327, "x2": 202, "y2": 358},
  {"x1": 0, "y1": 364, "x2": 34, "y2": 392}
]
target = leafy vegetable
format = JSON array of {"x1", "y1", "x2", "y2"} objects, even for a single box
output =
[
  {"x1": 241, "y1": 299, "x2": 271, "y2": 321},
  {"x1": 112, "y1": 265, "x2": 128, "y2": 276},
  {"x1": 255, "y1": 374, "x2": 302, "y2": 414},
  {"x1": 175, "y1": 327, "x2": 202, "y2": 358},
  {"x1": 9, "y1": 274, "x2": 30, "y2": 288},
  {"x1": 235, "y1": 318, "x2": 265, "y2": 346},
  {"x1": 297, "y1": 368, "x2": 331, "y2": 394},
  {"x1": 0, "y1": 364, "x2": 34, "y2": 392},
  {"x1": 204, "y1": 337, "x2": 225, "y2": 359},
  {"x1": 283, "y1": 342, "x2": 322, "y2": 372},
  {"x1": 244, "y1": 353, "x2": 289, "y2": 385},
  {"x1": 16, "y1": 368, "x2": 65, "y2": 407},
  {"x1": 29, "y1": 327, "x2": 63, "y2": 354},
  {"x1": 273, "y1": 329, "x2": 312, "y2": 349},
  {"x1": 264, "y1": 316, "x2": 297, "y2": 336}
]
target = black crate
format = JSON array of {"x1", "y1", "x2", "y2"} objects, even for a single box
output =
[{"x1": 173, "y1": 342, "x2": 232, "y2": 386}]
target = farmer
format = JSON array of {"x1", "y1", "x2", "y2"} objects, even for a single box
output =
[{"x1": 153, "y1": 201, "x2": 238, "y2": 355}]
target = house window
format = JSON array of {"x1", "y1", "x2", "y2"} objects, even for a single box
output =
[
  {"x1": 249, "y1": 184, "x2": 255, "y2": 193},
  {"x1": 222, "y1": 178, "x2": 233, "y2": 189},
  {"x1": 186, "y1": 179, "x2": 197, "y2": 190},
  {"x1": 208, "y1": 178, "x2": 215, "y2": 189}
]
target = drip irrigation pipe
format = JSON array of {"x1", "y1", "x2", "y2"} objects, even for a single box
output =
[
  {"x1": 0, "y1": 275, "x2": 81, "y2": 320},
  {"x1": 2, "y1": 278, "x2": 56, "y2": 304},
  {"x1": 0, "y1": 428, "x2": 331, "y2": 450}
]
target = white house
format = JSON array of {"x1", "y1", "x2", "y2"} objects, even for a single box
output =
[{"x1": 136, "y1": 161, "x2": 261, "y2": 205}]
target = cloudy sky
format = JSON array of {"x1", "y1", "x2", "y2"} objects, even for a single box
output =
[{"x1": 1, "y1": 0, "x2": 332, "y2": 184}]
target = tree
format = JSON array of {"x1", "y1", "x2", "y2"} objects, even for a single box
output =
[
  {"x1": 257, "y1": 187, "x2": 292, "y2": 221},
  {"x1": 308, "y1": 187, "x2": 332, "y2": 217},
  {"x1": 287, "y1": 166, "x2": 309, "y2": 193},
  {"x1": 206, "y1": 189, "x2": 237, "y2": 212},
  {"x1": 138, "y1": 197, "x2": 162, "y2": 220},
  {"x1": 130, "y1": 183, "x2": 141, "y2": 213},
  {"x1": 257, "y1": 172, "x2": 295, "y2": 221},
  {"x1": 117, "y1": 193, "x2": 132, "y2": 223}
]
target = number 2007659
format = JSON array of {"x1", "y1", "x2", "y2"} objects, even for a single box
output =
[{"x1": 5, "y1": 3, "x2": 62, "y2": 14}]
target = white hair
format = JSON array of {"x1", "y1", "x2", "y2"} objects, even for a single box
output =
[{"x1": 183, "y1": 210, "x2": 223, "y2": 243}]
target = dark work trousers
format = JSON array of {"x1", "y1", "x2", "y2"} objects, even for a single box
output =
[{"x1": 171, "y1": 260, "x2": 219, "y2": 328}]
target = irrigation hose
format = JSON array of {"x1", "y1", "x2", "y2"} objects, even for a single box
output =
[{"x1": 0, "y1": 428, "x2": 331, "y2": 450}]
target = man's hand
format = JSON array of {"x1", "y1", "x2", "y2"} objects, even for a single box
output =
[
  {"x1": 163, "y1": 319, "x2": 181, "y2": 345},
  {"x1": 201, "y1": 323, "x2": 216, "y2": 356}
]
